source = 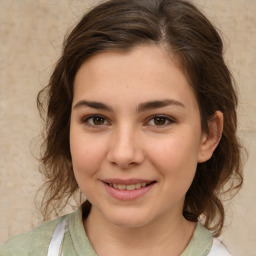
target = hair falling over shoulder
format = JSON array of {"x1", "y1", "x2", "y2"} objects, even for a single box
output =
[{"x1": 37, "y1": 0, "x2": 244, "y2": 236}]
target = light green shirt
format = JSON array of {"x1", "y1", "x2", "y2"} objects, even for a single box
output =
[{"x1": 0, "y1": 205, "x2": 212, "y2": 255}]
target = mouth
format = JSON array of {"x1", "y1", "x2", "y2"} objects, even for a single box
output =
[
  {"x1": 102, "y1": 179, "x2": 157, "y2": 200},
  {"x1": 105, "y1": 181, "x2": 156, "y2": 191}
]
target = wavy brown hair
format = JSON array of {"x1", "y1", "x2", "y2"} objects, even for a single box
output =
[{"x1": 37, "y1": 0, "x2": 243, "y2": 236}]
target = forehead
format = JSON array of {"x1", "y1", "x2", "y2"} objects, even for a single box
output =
[{"x1": 73, "y1": 44, "x2": 198, "y2": 111}]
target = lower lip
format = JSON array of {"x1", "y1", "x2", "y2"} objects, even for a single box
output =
[{"x1": 103, "y1": 182, "x2": 156, "y2": 201}]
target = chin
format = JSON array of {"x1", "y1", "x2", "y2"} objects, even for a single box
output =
[{"x1": 104, "y1": 208, "x2": 153, "y2": 228}]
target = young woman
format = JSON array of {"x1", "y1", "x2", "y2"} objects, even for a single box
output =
[{"x1": 0, "y1": 0, "x2": 243, "y2": 255}]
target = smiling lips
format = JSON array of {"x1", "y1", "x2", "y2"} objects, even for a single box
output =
[
  {"x1": 108, "y1": 182, "x2": 151, "y2": 191},
  {"x1": 103, "y1": 179, "x2": 156, "y2": 200}
]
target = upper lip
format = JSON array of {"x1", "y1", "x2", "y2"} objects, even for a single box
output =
[{"x1": 102, "y1": 179, "x2": 155, "y2": 185}]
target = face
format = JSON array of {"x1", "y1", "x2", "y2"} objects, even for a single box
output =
[{"x1": 70, "y1": 45, "x2": 209, "y2": 228}]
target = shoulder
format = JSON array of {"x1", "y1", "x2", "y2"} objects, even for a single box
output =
[
  {"x1": 208, "y1": 238, "x2": 232, "y2": 256},
  {"x1": 0, "y1": 215, "x2": 66, "y2": 256}
]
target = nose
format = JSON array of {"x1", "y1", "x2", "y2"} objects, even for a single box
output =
[{"x1": 106, "y1": 126, "x2": 144, "y2": 169}]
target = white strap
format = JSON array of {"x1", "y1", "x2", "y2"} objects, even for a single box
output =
[
  {"x1": 208, "y1": 238, "x2": 232, "y2": 256},
  {"x1": 48, "y1": 218, "x2": 69, "y2": 256}
]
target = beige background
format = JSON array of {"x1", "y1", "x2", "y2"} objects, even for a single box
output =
[{"x1": 0, "y1": 0, "x2": 255, "y2": 255}]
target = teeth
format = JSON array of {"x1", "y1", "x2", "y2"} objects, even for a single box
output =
[
  {"x1": 117, "y1": 184, "x2": 126, "y2": 190},
  {"x1": 109, "y1": 182, "x2": 151, "y2": 191},
  {"x1": 126, "y1": 184, "x2": 136, "y2": 191},
  {"x1": 135, "y1": 183, "x2": 141, "y2": 189}
]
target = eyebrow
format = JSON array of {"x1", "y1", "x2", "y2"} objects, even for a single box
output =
[
  {"x1": 73, "y1": 99, "x2": 185, "y2": 112},
  {"x1": 73, "y1": 100, "x2": 113, "y2": 111},
  {"x1": 137, "y1": 99, "x2": 185, "y2": 112}
]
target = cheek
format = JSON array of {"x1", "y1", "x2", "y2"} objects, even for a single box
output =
[
  {"x1": 148, "y1": 132, "x2": 200, "y2": 185},
  {"x1": 70, "y1": 131, "x2": 108, "y2": 178}
]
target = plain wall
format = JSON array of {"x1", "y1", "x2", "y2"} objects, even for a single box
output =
[{"x1": 0, "y1": 1, "x2": 255, "y2": 255}]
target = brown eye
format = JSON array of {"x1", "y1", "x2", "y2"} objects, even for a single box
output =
[
  {"x1": 82, "y1": 115, "x2": 108, "y2": 127},
  {"x1": 153, "y1": 116, "x2": 166, "y2": 125},
  {"x1": 147, "y1": 115, "x2": 174, "y2": 127},
  {"x1": 92, "y1": 116, "x2": 105, "y2": 125}
]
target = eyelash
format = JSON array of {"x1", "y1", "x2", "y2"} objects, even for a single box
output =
[
  {"x1": 81, "y1": 114, "x2": 110, "y2": 128},
  {"x1": 146, "y1": 115, "x2": 174, "y2": 127},
  {"x1": 81, "y1": 114, "x2": 174, "y2": 128}
]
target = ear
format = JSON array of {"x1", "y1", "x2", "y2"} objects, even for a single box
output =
[{"x1": 198, "y1": 111, "x2": 224, "y2": 163}]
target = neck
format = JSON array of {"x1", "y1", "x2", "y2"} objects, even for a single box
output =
[{"x1": 84, "y1": 206, "x2": 196, "y2": 256}]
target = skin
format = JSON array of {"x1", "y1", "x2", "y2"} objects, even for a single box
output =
[{"x1": 70, "y1": 44, "x2": 223, "y2": 256}]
